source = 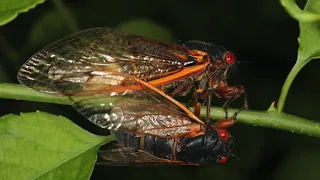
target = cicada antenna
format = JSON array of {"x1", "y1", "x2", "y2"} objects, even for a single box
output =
[
  {"x1": 230, "y1": 153, "x2": 240, "y2": 161},
  {"x1": 236, "y1": 60, "x2": 252, "y2": 64}
]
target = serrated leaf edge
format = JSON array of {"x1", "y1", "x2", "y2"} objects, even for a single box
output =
[{"x1": 0, "y1": 0, "x2": 46, "y2": 26}]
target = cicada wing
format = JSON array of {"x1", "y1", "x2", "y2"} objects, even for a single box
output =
[
  {"x1": 130, "y1": 36, "x2": 194, "y2": 61},
  {"x1": 71, "y1": 79, "x2": 202, "y2": 137},
  {"x1": 17, "y1": 27, "x2": 191, "y2": 94},
  {"x1": 99, "y1": 148, "x2": 160, "y2": 162},
  {"x1": 97, "y1": 148, "x2": 195, "y2": 166}
]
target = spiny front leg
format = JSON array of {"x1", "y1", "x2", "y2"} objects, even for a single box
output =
[{"x1": 214, "y1": 85, "x2": 248, "y2": 121}]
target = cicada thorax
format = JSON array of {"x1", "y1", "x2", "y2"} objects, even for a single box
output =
[
  {"x1": 158, "y1": 72, "x2": 205, "y2": 97},
  {"x1": 174, "y1": 41, "x2": 248, "y2": 121}
]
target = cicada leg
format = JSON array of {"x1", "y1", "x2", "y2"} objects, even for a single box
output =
[
  {"x1": 214, "y1": 119, "x2": 235, "y2": 129},
  {"x1": 214, "y1": 85, "x2": 248, "y2": 122},
  {"x1": 206, "y1": 89, "x2": 214, "y2": 124},
  {"x1": 194, "y1": 102, "x2": 201, "y2": 118},
  {"x1": 194, "y1": 88, "x2": 213, "y2": 124}
]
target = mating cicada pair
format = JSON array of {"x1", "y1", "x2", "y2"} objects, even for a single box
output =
[{"x1": 18, "y1": 28, "x2": 247, "y2": 166}]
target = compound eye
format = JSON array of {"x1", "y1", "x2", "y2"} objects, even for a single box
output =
[
  {"x1": 219, "y1": 157, "x2": 228, "y2": 164},
  {"x1": 219, "y1": 129, "x2": 229, "y2": 141},
  {"x1": 225, "y1": 51, "x2": 236, "y2": 65}
]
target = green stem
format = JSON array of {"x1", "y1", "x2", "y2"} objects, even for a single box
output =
[
  {"x1": 280, "y1": 0, "x2": 320, "y2": 22},
  {"x1": 1, "y1": 83, "x2": 319, "y2": 138},
  {"x1": 198, "y1": 106, "x2": 320, "y2": 138},
  {"x1": 52, "y1": 0, "x2": 79, "y2": 32},
  {"x1": 277, "y1": 60, "x2": 308, "y2": 112},
  {"x1": 0, "y1": 84, "x2": 71, "y2": 105}
]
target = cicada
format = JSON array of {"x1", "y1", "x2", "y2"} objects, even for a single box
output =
[
  {"x1": 17, "y1": 27, "x2": 247, "y2": 122},
  {"x1": 93, "y1": 79, "x2": 236, "y2": 166},
  {"x1": 30, "y1": 73, "x2": 237, "y2": 165}
]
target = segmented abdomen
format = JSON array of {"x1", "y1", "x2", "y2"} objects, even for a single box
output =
[{"x1": 112, "y1": 131, "x2": 175, "y2": 160}]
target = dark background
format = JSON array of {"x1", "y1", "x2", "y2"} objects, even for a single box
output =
[{"x1": 0, "y1": 0, "x2": 319, "y2": 179}]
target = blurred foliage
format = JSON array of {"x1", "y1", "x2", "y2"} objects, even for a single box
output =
[
  {"x1": 275, "y1": 148, "x2": 320, "y2": 179},
  {"x1": 27, "y1": 9, "x2": 74, "y2": 50},
  {"x1": 0, "y1": 0, "x2": 319, "y2": 180},
  {"x1": 117, "y1": 19, "x2": 174, "y2": 42}
]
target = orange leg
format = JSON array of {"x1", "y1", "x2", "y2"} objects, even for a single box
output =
[
  {"x1": 214, "y1": 119, "x2": 235, "y2": 129},
  {"x1": 214, "y1": 85, "x2": 248, "y2": 120},
  {"x1": 194, "y1": 102, "x2": 201, "y2": 118}
]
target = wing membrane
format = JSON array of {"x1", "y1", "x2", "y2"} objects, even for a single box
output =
[
  {"x1": 17, "y1": 27, "x2": 204, "y2": 137},
  {"x1": 71, "y1": 81, "x2": 201, "y2": 137},
  {"x1": 17, "y1": 28, "x2": 193, "y2": 94},
  {"x1": 97, "y1": 148, "x2": 195, "y2": 166}
]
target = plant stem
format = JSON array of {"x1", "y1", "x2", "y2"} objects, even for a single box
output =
[
  {"x1": 0, "y1": 84, "x2": 71, "y2": 105},
  {"x1": 277, "y1": 60, "x2": 308, "y2": 112},
  {"x1": 280, "y1": 0, "x2": 320, "y2": 22},
  {"x1": 1, "y1": 83, "x2": 319, "y2": 138},
  {"x1": 197, "y1": 107, "x2": 320, "y2": 138}
]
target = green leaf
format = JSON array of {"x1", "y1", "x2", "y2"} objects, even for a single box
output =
[
  {"x1": 280, "y1": 0, "x2": 320, "y2": 63},
  {"x1": 297, "y1": 0, "x2": 320, "y2": 63},
  {"x1": 117, "y1": 19, "x2": 174, "y2": 42},
  {"x1": 277, "y1": 0, "x2": 320, "y2": 112},
  {"x1": 0, "y1": 111, "x2": 113, "y2": 180},
  {"x1": 0, "y1": 0, "x2": 46, "y2": 26}
]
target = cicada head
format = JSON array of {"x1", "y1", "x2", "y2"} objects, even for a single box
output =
[
  {"x1": 177, "y1": 41, "x2": 236, "y2": 73},
  {"x1": 204, "y1": 126, "x2": 235, "y2": 164}
]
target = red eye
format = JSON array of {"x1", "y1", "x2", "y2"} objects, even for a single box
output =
[
  {"x1": 219, "y1": 157, "x2": 228, "y2": 164},
  {"x1": 225, "y1": 51, "x2": 235, "y2": 65},
  {"x1": 219, "y1": 129, "x2": 229, "y2": 141}
]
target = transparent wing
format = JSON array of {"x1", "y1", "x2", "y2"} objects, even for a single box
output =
[
  {"x1": 17, "y1": 27, "x2": 194, "y2": 94},
  {"x1": 99, "y1": 148, "x2": 163, "y2": 162},
  {"x1": 16, "y1": 27, "x2": 204, "y2": 137},
  {"x1": 97, "y1": 148, "x2": 195, "y2": 166},
  {"x1": 71, "y1": 80, "x2": 202, "y2": 137}
]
